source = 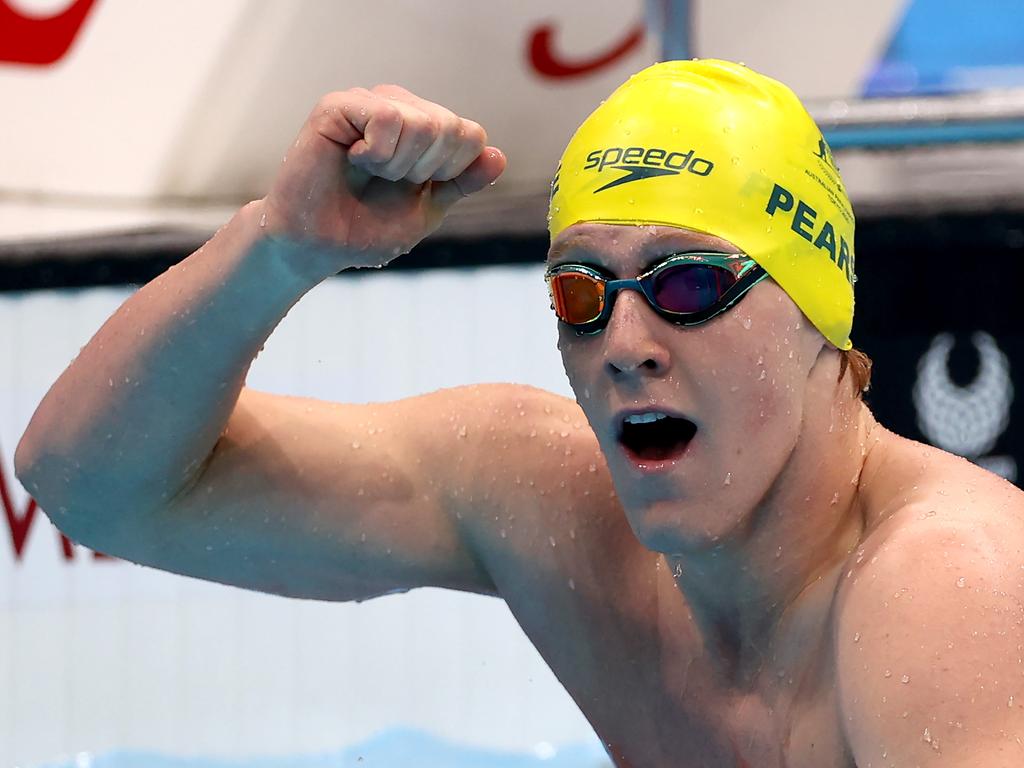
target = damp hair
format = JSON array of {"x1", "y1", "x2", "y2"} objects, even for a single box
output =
[{"x1": 838, "y1": 347, "x2": 873, "y2": 397}]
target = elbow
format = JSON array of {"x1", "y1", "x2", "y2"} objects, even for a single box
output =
[
  {"x1": 13, "y1": 434, "x2": 84, "y2": 538},
  {"x1": 13, "y1": 430, "x2": 40, "y2": 492}
]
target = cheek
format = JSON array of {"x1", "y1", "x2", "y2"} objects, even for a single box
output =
[
  {"x1": 557, "y1": 330, "x2": 600, "y2": 392},
  {"x1": 712, "y1": 333, "x2": 808, "y2": 438}
]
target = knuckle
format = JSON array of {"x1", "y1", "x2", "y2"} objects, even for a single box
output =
[
  {"x1": 411, "y1": 113, "x2": 439, "y2": 149},
  {"x1": 375, "y1": 100, "x2": 402, "y2": 125},
  {"x1": 371, "y1": 83, "x2": 407, "y2": 98},
  {"x1": 311, "y1": 91, "x2": 341, "y2": 117},
  {"x1": 439, "y1": 113, "x2": 462, "y2": 142},
  {"x1": 460, "y1": 119, "x2": 486, "y2": 147},
  {"x1": 421, "y1": 112, "x2": 440, "y2": 136}
]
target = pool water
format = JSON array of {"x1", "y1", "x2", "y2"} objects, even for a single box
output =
[{"x1": 36, "y1": 728, "x2": 612, "y2": 768}]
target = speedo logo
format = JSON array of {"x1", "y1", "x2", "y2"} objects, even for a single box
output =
[{"x1": 583, "y1": 146, "x2": 715, "y2": 193}]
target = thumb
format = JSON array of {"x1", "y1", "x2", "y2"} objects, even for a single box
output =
[{"x1": 432, "y1": 146, "x2": 507, "y2": 210}]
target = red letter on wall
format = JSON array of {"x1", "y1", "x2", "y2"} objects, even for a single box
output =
[{"x1": 0, "y1": 0, "x2": 99, "y2": 67}]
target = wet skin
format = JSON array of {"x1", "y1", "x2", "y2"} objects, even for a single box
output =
[
  {"x1": 21, "y1": 80, "x2": 1024, "y2": 765},
  {"x1": 200, "y1": 223, "x2": 1024, "y2": 767},
  {"x1": 37, "y1": 213, "x2": 1024, "y2": 766}
]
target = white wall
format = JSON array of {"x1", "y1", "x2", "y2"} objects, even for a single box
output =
[{"x1": 0, "y1": 263, "x2": 600, "y2": 767}]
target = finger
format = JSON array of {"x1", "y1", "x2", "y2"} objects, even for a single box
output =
[
  {"x1": 373, "y1": 107, "x2": 439, "y2": 181},
  {"x1": 430, "y1": 118, "x2": 487, "y2": 181},
  {"x1": 347, "y1": 96, "x2": 404, "y2": 166},
  {"x1": 371, "y1": 84, "x2": 476, "y2": 182},
  {"x1": 309, "y1": 89, "x2": 374, "y2": 147},
  {"x1": 307, "y1": 89, "x2": 407, "y2": 171},
  {"x1": 432, "y1": 146, "x2": 507, "y2": 210},
  {"x1": 405, "y1": 111, "x2": 464, "y2": 184}
]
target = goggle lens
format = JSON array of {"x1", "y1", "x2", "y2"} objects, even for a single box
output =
[
  {"x1": 550, "y1": 272, "x2": 606, "y2": 324},
  {"x1": 651, "y1": 263, "x2": 739, "y2": 314}
]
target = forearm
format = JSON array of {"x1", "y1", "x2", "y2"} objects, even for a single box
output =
[{"x1": 14, "y1": 200, "x2": 316, "y2": 532}]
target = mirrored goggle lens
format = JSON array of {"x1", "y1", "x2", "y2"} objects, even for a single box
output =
[
  {"x1": 650, "y1": 263, "x2": 739, "y2": 314},
  {"x1": 550, "y1": 272, "x2": 605, "y2": 324}
]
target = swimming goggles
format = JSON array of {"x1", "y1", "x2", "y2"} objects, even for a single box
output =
[{"x1": 545, "y1": 252, "x2": 768, "y2": 335}]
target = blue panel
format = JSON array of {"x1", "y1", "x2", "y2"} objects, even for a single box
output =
[{"x1": 864, "y1": 0, "x2": 1024, "y2": 96}]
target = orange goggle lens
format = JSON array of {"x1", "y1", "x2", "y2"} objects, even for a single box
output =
[{"x1": 549, "y1": 272, "x2": 606, "y2": 324}]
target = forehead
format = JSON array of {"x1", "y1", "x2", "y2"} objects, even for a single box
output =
[{"x1": 547, "y1": 223, "x2": 740, "y2": 270}]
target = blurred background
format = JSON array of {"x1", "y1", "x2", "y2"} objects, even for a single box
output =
[{"x1": 2, "y1": 0, "x2": 1024, "y2": 765}]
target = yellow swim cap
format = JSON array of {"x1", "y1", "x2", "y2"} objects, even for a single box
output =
[{"x1": 548, "y1": 59, "x2": 855, "y2": 350}]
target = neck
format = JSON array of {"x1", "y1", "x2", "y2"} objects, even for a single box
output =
[{"x1": 668, "y1": 359, "x2": 880, "y2": 687}]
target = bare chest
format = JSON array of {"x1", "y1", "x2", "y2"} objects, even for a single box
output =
[
  {"x1": 565, "y1": 634, "x2": 855, "y2": 767},
  {"x1": 497, "y1": 556, "x2": 856, "y2": 768}
]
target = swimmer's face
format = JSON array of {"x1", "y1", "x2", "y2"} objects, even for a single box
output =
[{"x1": 548, "y1": 222, "x2": 827, "y2": 553}]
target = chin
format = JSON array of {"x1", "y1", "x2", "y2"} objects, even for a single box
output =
[{"x1": 622, "y1": 496, "x2": 749, "y2": 554}]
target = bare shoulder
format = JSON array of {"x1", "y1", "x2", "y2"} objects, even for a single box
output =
[
  {"x1": 443, "y1": 382, "x2": 627, "y2": 525},
  {"x1": 857, "y1": 428, "x2": 1024, "y2": 537},
  {"x1": 438, "y1": 383, "x2": 642, "y2": 590},
  {"x1": 832, "y1": 431, "x2": 1024, "y2": 765}
]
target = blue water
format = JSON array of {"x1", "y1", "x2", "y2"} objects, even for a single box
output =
[{"x1": 37, "y1": 728, "x2": 611, "y2": 768}]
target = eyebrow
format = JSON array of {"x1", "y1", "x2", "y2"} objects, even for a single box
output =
[{"x1": 546, "y1": 236, "x2": 596, "y2": 264}]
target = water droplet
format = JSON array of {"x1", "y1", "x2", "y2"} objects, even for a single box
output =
[
  {"x1": 957, "y1": 576, "x2": 966, "y2": 588},
  {"x1": 741, "y1": 317, "x2": 752, "y2": 330},
  {"x1": 901, "y1": 674, "x2": 910, "y2": 684},
  {"x1": 458, "y1": 425, "x2": 468, "y2": 438},
  {"x1": 568, "y1": 578, "x2": 576, "y2": 590},
  {"x1": 884, "y1": 669, "x2": 892, "y2": 678},
  {"x1": 351, "y1": 441, "x2": 361, "y2": 449},
  {"x1": 723, "y1": 472, "x2": 732, "y2": 486},
  {"x1": 549, "y1": 536, "x2": 557, "y2": 548},
  {"x1": 853, "y1": 632, "x2": 861, "y2": 643}
]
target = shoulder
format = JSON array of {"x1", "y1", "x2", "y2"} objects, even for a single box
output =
[
  {"x1": 833, "y1": 449, "x2": 1024, "y2": 765},
  {"x1": 418, "y1": 383, "x2": 602, "y2": 475},
  {"x1": 417, "y1": 381, "x2": 625, "y2": 533}
]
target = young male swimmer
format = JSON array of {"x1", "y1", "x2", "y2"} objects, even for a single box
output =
[{"x1": 17, "y1": 60, "x2": 1024, "y2": 767}]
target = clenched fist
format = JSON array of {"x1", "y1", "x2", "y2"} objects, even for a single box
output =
[{"x1": 259, "y1": 84, "x2": 506, "y2": 282}]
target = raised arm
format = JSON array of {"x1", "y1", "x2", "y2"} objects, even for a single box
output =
[{"x1": 15, "y1": 85, "x2": 507, "y2": 600}]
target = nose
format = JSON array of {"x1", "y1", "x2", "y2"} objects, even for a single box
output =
[{"x1": 602, "y1": 289, "x2": 671, "y2": 379}]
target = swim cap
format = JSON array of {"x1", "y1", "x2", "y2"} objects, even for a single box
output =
[{"x1": 548, "y1": 59, "x2": 855, "y2": 350}]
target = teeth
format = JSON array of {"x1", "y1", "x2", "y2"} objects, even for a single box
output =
[{"x1": 624, "y1": 412, "x2": 669, "y2": 425}]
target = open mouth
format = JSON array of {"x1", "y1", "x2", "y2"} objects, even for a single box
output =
[{"x1": 617, "y1": 411, "x2": 698, "y2": 463}]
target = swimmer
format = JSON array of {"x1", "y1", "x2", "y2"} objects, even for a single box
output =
[{"x1": 16, "y1": 62, "x2": 1024, "y2": 766}]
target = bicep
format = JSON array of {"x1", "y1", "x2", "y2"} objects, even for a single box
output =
[{"x1": 118, "y1": 387, "x2": 495, "y2": 600}]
